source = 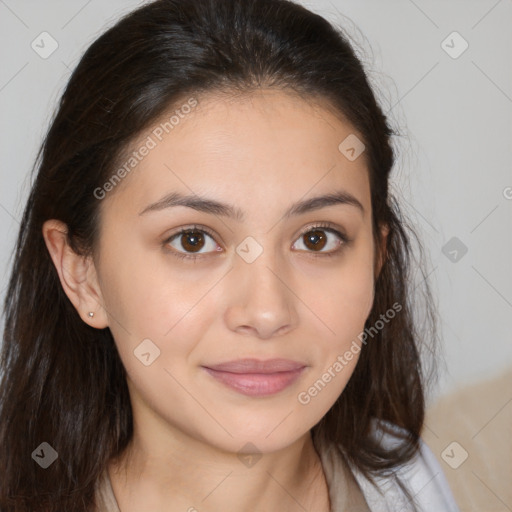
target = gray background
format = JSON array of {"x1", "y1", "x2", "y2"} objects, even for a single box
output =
[{"x1": 1, "y1": 0, "x2": 511, "y2": 405}]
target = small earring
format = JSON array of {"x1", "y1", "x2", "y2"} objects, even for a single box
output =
[{"x1": 88, "y1": 312, "x2": 94, "y2": 318}]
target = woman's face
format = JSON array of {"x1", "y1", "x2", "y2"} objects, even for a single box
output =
[{"x1": 93, "y1": 89, "x2": 382, "y2": 454}]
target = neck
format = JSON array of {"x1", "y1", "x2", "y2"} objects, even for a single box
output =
[{"x1": 108, "y1": 429, "x2": 330, "y2": 512}]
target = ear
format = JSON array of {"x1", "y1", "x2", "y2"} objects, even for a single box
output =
[
  {"x1": 375, "y1": 222, "x2": 389, "y2": 280},
  {"x1": 42, "y1": 219, "x2": 109, "y2": 329}
]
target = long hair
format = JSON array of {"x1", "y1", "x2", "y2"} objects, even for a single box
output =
[{"x1": 0, "y1": 0, "x2": 438, "y2": 510}]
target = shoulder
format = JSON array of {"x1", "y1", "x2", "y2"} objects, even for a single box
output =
[{"x1": 349, "y1": 418, "x2": 461, "y2": 512}]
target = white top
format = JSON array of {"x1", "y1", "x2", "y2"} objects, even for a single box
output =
[
  {"x1": 95, "y1": 419, "x2": 460, "y2": 511},
  {"x1": 352, "y1": 438, "x2": 461, "y2": 511},
  {"x1": 315, "y1": 418, "x2": 461, "y2": 512}
]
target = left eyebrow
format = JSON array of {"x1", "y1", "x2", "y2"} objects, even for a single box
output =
[{"x1": 138, "y1": 189, "x2": 365, "y2": 220}]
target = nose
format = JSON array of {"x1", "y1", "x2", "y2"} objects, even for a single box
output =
[{"x1": 223, "y1": 249, "x2": 299, "y2": 340}]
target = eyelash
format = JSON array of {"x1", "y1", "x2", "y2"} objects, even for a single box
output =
[{"x1": 163, "y1": 222, "x2": 350, "y2": 262}]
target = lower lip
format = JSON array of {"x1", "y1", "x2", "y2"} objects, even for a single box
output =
[{"x1": 202, "y1": 367, "x2": 306, "y2": 397}]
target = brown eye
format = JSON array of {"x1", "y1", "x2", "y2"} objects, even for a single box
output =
[
  {"x1": 302, "y1": 229, "x2": 328, "y2": 251},
  {"x1": 179, "y1": 230, "x2": 206, "y2": 253},
  {"x1": 165, "y1": 226, "x2": 220, "y2": 258},
  {"x1": 292, "y1": 225, "x2": 348, "y2": 256}
]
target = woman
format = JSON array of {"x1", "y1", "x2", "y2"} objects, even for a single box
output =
[{"x1": 0, "y1": 0, "x2": 460, "y2": 510}]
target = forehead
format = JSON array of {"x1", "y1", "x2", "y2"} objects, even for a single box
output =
[{"x1": 101, "y1": 89, "x2": 371, "y2": 221}]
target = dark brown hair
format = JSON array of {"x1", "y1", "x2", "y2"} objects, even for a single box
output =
[{"x1": 0, "y1": 0, "x2": 438, "y2": 510}]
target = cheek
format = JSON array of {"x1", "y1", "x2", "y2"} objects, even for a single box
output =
[
  {"x1": 97, "y1": 245, "x2": 217, "y2": 373},
  {"x1": 97, "y1": 243, "x2": 190, "y2": 335},
  {"x1": 296, "y1": 270, "x2": 374, "y2": 411},
  {"x1": 310, "y1": 258, "x2": 375, "y2": 342}
]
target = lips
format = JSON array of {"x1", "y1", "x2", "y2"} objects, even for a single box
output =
[
  {"x1": 203, "y1": 358, "x2": 306, "y2": 374},
  {"x1": 201, "y1": 358, "x2": 307, "y2": 397}
]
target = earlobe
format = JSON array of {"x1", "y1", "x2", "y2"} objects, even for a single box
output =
[{"x1": 42, "y1": 219, "x2": 109, "y2": 329}]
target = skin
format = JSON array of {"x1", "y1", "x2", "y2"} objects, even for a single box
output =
[{"x1": 43, "y1": 89, "x2": 387, "y2": 511}]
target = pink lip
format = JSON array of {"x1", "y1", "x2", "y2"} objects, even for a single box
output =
[
  {"x1": 202, "y1": 358, "x2": 307, "y2": 397},
  {"x1": 204, "y1": 358, "x2": 305, "y2": 373}
]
